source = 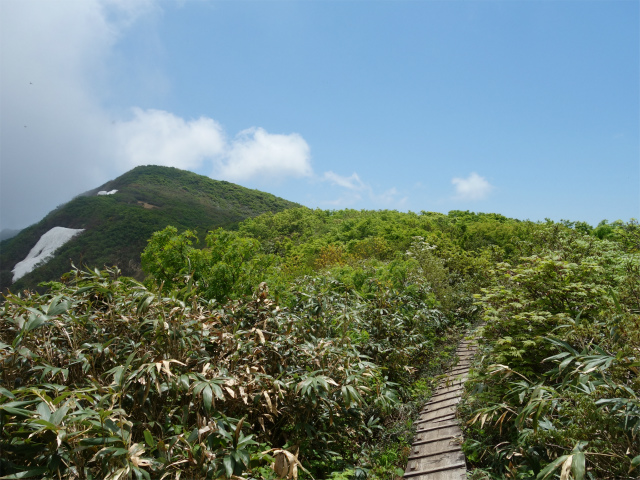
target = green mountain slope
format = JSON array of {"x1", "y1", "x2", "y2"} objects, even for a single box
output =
[{"x1": 0, "y1": 165, "x2": 300, "y2": 291}]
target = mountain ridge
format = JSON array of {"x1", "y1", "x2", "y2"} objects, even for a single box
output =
[{"x1": 0, "y1": 165, "x2": 301, "y2": 292}]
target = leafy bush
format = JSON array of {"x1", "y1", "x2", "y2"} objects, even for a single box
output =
[
  {"x1": 460, "y1": 225, "x2": 640, "y2": 479},
  {"x1": 0, "y1": 249, "x2": 468, "y2": 479},
  {"x1": 8, "y1": 206, "x2": 630, "y2": 479}
]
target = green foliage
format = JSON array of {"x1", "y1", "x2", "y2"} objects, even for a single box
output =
[
  {"x1": 5, "y1": 204, "x2": 636, "y2": 479},
  {"x1": 0, "y1": 252, "x2": 469, "y2": 479},
  {"x1": 460, "y1": 224, "x2": 640, "y2": 479},
  {"x1": 141, "y1": 227, "x2": 274, "y2": 302},
  {"x1": 140, "y1": 226, "x2": 201, "y2": 291}
]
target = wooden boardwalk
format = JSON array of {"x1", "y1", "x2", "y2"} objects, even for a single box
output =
[{"x1": 403, "y1": 337, "x2": 478, "y2": 480}]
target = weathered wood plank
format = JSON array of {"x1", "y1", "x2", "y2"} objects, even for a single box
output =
[
  {"x1": 408, "y1": 437, "x2": 463, "y2": 458},
  {"x1": 430, "y1": 385, "x2": 464, "y2": 397},
  {"x1": 426, "y1": 389, "x2": 463, "y2": 404},
  {"x1": 405, "y1": 450, "x2": 466, "y2": 475},
  {"x1": 422, "y1": 396, "x2": 460, "y2": 411},
  {"x1": 417, "y1": 405, "x2": 457, "y2": 422},
  {"x1": 404, "y1": 334, "x2": 479, "y2": 479},
  {"x1": 413, "y1": 425, "x2": 461, "y2": 444},
  {"x1": 404, "y1": 466, "x2": 466, "y2": 480},
  {"x1": 446, "y1": 366, "x2": 471, "y2": 374},
  {"x1": 415, "y1": 421, "x2": 460, "y2": 435},
  {"x1": 423, "y1": 397, "x2": 460, "y2": 411}
]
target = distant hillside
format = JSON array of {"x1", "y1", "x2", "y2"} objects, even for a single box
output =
[
  {"x1": 0, "y1": 229, "x2": 21, "y2": 242},
  {"x1": 0, "y1": 165, "x2": 301, "y2": 292}
]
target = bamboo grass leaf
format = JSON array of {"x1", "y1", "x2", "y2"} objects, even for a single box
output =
[
  {"x1": 537, "y1": 455, "x2": 569, "y2": 480},
  {"x1": 0, "y1": 467, "x2": 49, "y2": 479}
]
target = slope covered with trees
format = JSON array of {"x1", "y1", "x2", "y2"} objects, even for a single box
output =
[
  {"x1": 0, "y1": 166, "x2": 300, "y2": 293},
  {"x1": 0, "y1": 208, "x2": 637, "y2": 479}
]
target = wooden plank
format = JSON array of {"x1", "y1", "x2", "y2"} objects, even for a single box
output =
[
  {"x1": 439, "y1": 377, "x2": 466, "y2": 382},
  {"x1": 405, "y1": 464, "x2": 466, "y2": 480},
  {"x1": 417, "y1": 405, "x2": 457, "y2": 422},
  {"x1": 453, "y1": 364, "x2": 471, "y2": 370},
  {"x1": 432, "y1": 386, "x2": 464, "y2": 397},
  {"x1": 457, "y1": 347, "x2": 476, "y2": 353},
  {"x1": 423, "y1": 397, "x2": 460, "y2": 411},
  {"x1": 404, "y1": 467, "x2": 467, "y2": 480},
  {"x1": 443, "y1": 374, "x2": 468, "y2": 381},
  {"x1": 408, "y1": 446, "x2": 462, "y2": 461},
  {"x1": 415, "y1": 421, "x2": 460, "y2": 434},
  {"x1": 430, "y1": 386, "x2": 464, "y2": 397},
  {"x1": 408, "y1": 436, "x2": 463, "y2": 456},
  {"x1": 436, "y1": 378, "x2": 466, "y2": 388},
  {"x1": 434, "y1": 382, "x2": 465, "y2": 392},
  {"x1": 446, "y1": 367, "x2": 470, "y2": 375},
  {"x1": 422, "y1": 396, "x2": 460, "y2": 411},
  {"x1": 431, "y1": 413, "x2": 456, "y2": 422},
  {"x1": 405, "y1": 450, "x2": 466, "y2": 476},
  {"x1": 427, "y1": 389, "x2": 463, "y2": 403},
  {"x1": 413, "y1": 435, "x2": 461, "y2": 448},
  {"x1": 413, "y1": 425, "x2": 461, "y2": 444},
  {"x1": 447, "y1": 364, "x2": 471, "y2": 374},
  {"x1": 439, "y1": 372, "x2": 468, "y2": 381}
]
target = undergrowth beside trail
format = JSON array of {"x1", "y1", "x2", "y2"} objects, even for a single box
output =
[
  {"x1": 0, "y1": 258, "x2": 474, "y2": 479},
  {"x1": 2, "y1": 208, "x2": 637, "y2": 479},
  {"x1": 460, "y1": 224, "x2": 640, "y2": 480}
]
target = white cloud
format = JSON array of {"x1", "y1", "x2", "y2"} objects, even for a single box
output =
[
  {"x1": 220, "y1": 127, "x2": 312, "y2": 182},
  {"x1": 116, "y1": 108, "x2": 226, "y2": 170},
  {"x1": 115, "y1": 111, "x2": 312, "y2": 182},
  {"x1": 451, "y1": 172, "x2": 494, "y2": 200},
  {"x1": 323, "y1": 171, "x2": 366, "y2": 190},
  {"x1": 322, "y1": 171, "x2": 407, "y2": 208}
]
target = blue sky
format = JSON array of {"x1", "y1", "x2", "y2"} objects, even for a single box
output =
[{"x1": 1, "y1": 0, "x2": 638, "y2": 230}]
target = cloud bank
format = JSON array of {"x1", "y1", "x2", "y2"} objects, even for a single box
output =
[
  {"x1": 221, "y1": 127, "x2": 312, "y2": 182},
  {"x1": 115, "y1": 108, "x2": 227, "y2": 171},
  {"x1": 0, "y1": 0, "x2": 312, "y2": 230},
  {"x1": 0, "y1": 0, "x2": 408, "y2": 230},
  {"x1": 451, "y1": 172, "x2": 493, "y2": 201},
  {"x1": 115, "y1": 110, "x2": 312, "y2": 183}
]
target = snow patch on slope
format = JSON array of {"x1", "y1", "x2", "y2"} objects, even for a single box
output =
[
  {"x1": 12, "y1": 227, "x2": 84, "y2": 282},
  {"x1": 97, "y1": 189, "x2": 118, "y2": 195}
]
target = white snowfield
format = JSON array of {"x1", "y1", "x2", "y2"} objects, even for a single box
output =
[
  {"x1": 97, "y1": 189, "x2": 118, "y2": 195},
  {"x1": 12, "y1": 227, "x2": 85, "y2": 282}
]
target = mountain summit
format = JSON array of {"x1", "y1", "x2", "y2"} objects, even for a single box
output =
[{"x1": 0, "y1": 165, "x2": 300, "y2": 291}]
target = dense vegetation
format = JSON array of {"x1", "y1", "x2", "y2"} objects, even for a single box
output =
[
  {"x1": 460, "y1": 221, "x2": 640, "y2": 479},
  {"x1": 0, "y1": 165, "x2": 300, "y2": 293},
  {"x1": 0, "y1": 206, "x2": 638, "y2": 479}
]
